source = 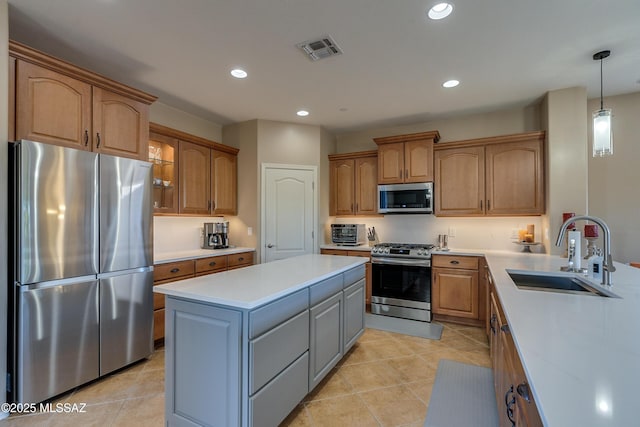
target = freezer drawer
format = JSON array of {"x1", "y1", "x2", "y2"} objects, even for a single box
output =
[
  {"x1": 17, "y1": 279, "x2": 99, "y2": 404},
  {"x1": 100, "y1": 269, "x2": 154, "y2": 375}
]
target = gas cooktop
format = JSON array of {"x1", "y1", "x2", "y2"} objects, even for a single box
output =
[{"x1": 371, "y1": 242, "x2": 435, "y2": 258}]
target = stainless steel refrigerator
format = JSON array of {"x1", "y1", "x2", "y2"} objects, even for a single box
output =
[{"x1": 9, "y1": 140, "x2": 154, "y2": 404}]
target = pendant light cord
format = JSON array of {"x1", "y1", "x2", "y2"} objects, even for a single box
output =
[{"x1": 600, "y1": 58, "x2": 604, "y2": 110}]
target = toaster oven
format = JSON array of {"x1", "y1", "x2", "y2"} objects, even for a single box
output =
[{"x1": 331, "y1": 224, "x2": 367, "y2": 246}]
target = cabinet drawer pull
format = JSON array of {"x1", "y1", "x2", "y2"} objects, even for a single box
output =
[
  {"x1": 96, "y1": 132, "x2": 101, "y2": 148},
  {"x1": 84, "y1": 130, "x2": 89, "y2": 146},
  {"x1": 238, "y1": 257, "x2": 244, "y2": 262},
  {"x1": 487, "y1": 199, "x2": 491, "y2": 210},
  {"x1": 490, "y1": 314, "x2": 497, "y2": 334},
  {"x1": 480, "y1": 200, "x2": 483, "y2": 210},
  {"x1": 170, "y1": 268, "x2": 180, "y2": 273},
  {"x1": 208, "y1": 261, "x2": 217, "y2": 267},
  {"x1": 505, "y1": 385, "x2": 516, "y2": 426},
  {"x1": 450, "y1": 260, "x2": 460, "y2": 265},
  {"x1": 517, "y1": 383, "x2": 531, "y2": 403},
  {"x1": 501, "y1": 324, "x2": 510, "y2": 334}
]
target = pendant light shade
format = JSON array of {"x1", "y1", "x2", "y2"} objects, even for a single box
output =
[{"x1": 592, "y1": 50, "x2": 613, "y2": 157}]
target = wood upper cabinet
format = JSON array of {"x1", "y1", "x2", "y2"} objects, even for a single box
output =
[
  {"x1": 211, "y1": 149, "x2": 237, "y2": 215},
  {"x1": 11, "y1": 41, "x2": 156, "y2": 160},
  {"x1": 151, "y1": 123, "x2": 239, "y2": 217},
  {"x1": 434, "y1": 146, "x2": 485, "y2": 216},
  {"x1": 92, "y1": 87, "x2": 149, "y2": 160},
  {"x1": 485, "y1": 139, "x2": 544, "y2": 215},
  {"x1": 179, "y1": 140, "x2": 211, "y2": 215},
  {"x1": 374, "y1": 131, "x2": 440, "y2": 184},
  {"x1": 16, "y1": 60, "x2": 92, "y2": 150},
  {"x1": 434, "y1": 131, "x2": 545, "y2": 216},
  {"x1": 329, "y1": 151, "x2": 378, "y2": 216}
]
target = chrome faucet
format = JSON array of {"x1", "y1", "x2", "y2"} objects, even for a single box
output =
[{"x1": 555, "y1": 215, "x2": 616, "y2": 286}]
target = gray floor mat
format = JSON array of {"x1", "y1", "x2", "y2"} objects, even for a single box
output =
[{"x1": 424, "y1": 359, "x2": 499, "y2": 427}]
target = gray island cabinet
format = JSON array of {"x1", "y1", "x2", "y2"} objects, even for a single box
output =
[{"x1": 154, "y1": 254, "x2": 367, "y2": 427}]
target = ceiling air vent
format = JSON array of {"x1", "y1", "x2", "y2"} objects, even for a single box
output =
[{"x1": 297, "y1": 35, "x2": 343, "y2": 61}]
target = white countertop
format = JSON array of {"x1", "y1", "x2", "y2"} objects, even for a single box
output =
[
  {"x1": 154, "y1": 254, "x2": 367, "y2": 310},
  {"x1": 484, "y1": 251, "x2": 640, "y2": 427},
  {"x1": 154, "y1": 247, "x2": 256, "y2": 264}
]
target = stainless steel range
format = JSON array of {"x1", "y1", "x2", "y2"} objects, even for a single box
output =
[{"x1": 370, "y1": 242, "x2": 434, "y2": 322}]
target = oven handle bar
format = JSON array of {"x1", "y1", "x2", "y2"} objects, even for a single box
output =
[{"x1": 371, "y1": 257, "x2": 431, "y2": 267}]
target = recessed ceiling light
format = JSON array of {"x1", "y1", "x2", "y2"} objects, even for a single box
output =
[
  {"x1": 428, "y1": 3, "x2": 453, "y2": 20},
  {"x1": 443, "y1": 79, "x2": 459, "y2": 88},
  {"x1": 297, "y1": 110, "x2": 310, "y2": 117},
  {"x1": 230, "y1": 68, "x2": 247, "y2": 79}
]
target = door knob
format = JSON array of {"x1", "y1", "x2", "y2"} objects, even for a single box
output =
[{"x1": 267, "y1": 243, "x2": 274, "y2": 248}]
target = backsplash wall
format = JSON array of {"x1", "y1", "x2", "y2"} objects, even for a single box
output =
[{"x1": 327, "y1": 215, "x2": 546, "y2": 253}]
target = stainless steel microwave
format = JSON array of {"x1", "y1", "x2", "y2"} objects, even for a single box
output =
[{"x1": 378, "y1": 182, "x2": 433, "y2": 214}]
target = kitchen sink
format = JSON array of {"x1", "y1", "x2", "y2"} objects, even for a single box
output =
[{"x1": 506, "y1": 270, "x2": 620, "y2": 298}]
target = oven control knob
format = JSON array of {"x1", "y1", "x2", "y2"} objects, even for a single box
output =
[
  {"x1": 417, "y1": 249, "x2": 424, "y2": 255},
  {"x1": 384, "y1": 248, "x2": 390, "y2": 254},
  {"x1": 372, "y1": 247, "x2": 378, "y2": 253}
]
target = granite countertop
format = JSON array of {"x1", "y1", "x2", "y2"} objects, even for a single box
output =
[
  {"x1": 483, "y1": 251, "x2": 640, "y2": 426},
  {"x1": 154, "y1": 246, "x2": 256, "y2": 264},
  {"x1": 154, "y1": 254, "x2": 367, "y2": 310}
]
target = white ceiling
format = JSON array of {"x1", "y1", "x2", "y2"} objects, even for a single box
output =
[{"x1": 8, "y1": 0, "x2": 640, "y2": 134}]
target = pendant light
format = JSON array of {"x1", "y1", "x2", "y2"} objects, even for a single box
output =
[{"x1": 592, "y1": 50, "x2": 613, "y2": 157}]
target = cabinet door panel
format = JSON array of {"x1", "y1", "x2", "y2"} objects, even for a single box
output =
[
  {"x1": 330, "y1": 159, "x2": 355, "y2": 215},
  {"x1": 179, "y1": 141, "x2": 211, "y2": 214},
  {"x1": 432, "y1": 268, "x2": 479, "y2": 319},
  {"x1": 343, "y1": 279, "x2": 365, "y2": 352},
  {"x1": 93, "y1": 87, "x2": 148, "y2": 160},
  {"x1": 211, "y1": 149, "x2": 237, "y2": 215},
  {"x1": 377, "y1": 142, "x2": 404, "y2": 184},
  {"x1": 16, "y1": 60, "x2": 91, "y2": 150},
  {"x1": 486, "y1": 140, "x2": 544, "y2": 215},
  {"x1": 404, "y1": 139, "x2": 433, "y2": 183},
  {"x1": 355, "y1": 157, "x2": 378, "y2": 214},
  {"x1": 434, "y1": 146, "x2": 485, "y2": 216},
  {"x1": 309, "y1": 292, "x2": 343, "y2": 390}
]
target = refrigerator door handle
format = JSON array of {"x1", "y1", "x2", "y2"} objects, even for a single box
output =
[
  {"x1": 97, "y1": 266, "x2": 154, "y2": 280},
  {"x1": 19, "y1": 275, "x2": 98, "y2": 292}
]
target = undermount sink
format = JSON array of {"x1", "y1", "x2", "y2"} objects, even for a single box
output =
[{"x1": 506, "y1": 269, "x2": 620, "y2": 298}]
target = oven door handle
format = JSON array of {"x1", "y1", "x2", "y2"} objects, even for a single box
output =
[{"x1": 371, "y1": 258, "x2": 431, "y2": 267}]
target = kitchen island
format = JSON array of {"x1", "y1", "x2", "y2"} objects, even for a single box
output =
[
  {"x1": 478, "y1": 251, "x2": 640, "y2": 426},
  {"x1": 154, "y1": 254, "x2": 367, "y2": 427}
]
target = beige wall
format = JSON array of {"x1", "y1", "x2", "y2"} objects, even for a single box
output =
[
  {"x1": 1, "y1": 0, "x2": 10, "y2": 409},
  {"x1": 587, "y1": 91, "x2": 640, "y2": 263},
  {"x1": 336, "y1": 104, "x2": 541, "y2": 152},
  {"x1": 150, "y1": 102, "x2": 223, "y2": 143},
  {"x1": 542, "y1": 87, "x2": 589, "y2": 256}
]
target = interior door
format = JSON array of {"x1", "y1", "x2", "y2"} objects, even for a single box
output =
[{"x1": 262, "y1": 165, "x2": 316, "y2": 263}]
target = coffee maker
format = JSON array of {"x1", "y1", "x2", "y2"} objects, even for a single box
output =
[{"x1": 203, "y1": 221, "x2": 229, "y2": 249}]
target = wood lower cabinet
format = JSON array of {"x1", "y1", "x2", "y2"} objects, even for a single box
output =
[
  {"x1": 490, "y1": 276, "x2": 543, "y2": 427},
  {"x1": 320, "y1": 248, "x2": 372, "y2": 305},
  {"x1": 152, "y1": 251, "x2": 254, "y2": 343},
  {"x1": 11, "y1": 41, "x2": 155, "y2": 160},
  {"x1": 329, "y1": 151, "x2": 378, "y2": 216},
  {"x1": 432, "y1": 255, "x2": 486, "y2": 326},
  {"x1": 434, "y1": 131, "x2": 545, "y2": 217},
  {"x1": 374, "y1": 131, "x2": 440, "y2": 184}
]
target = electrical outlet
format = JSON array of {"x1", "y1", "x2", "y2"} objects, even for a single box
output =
[
  {"x1": 511, "y1": 228, "x2": 519, "y2": 239},
  {"x1": 448, "y1": 227, "x2": 456, "y2": 237},
  {"x1": 199, "y1": 227, "x2": 204, "y2": 237},
  {"x1": 247, "y1": 227, "x2": 253, "y2": 236}
]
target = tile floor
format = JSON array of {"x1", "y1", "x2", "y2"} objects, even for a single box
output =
[{"x1": 0, "y1": 322, "x2": 489, "y2": 427}]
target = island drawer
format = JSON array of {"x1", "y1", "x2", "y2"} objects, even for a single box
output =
[
  {"x1": 249, "y1": 289, "x2": 308, "y2": 339},
  {"x1": 433, "y1": 255, "x2": 479, "y2": 270},
  {"x1": 195, "y1": 255, "x2": 228, "y2": 276},
  {"x1": 343, "y1": 264, "x2": 366, "y2": 287},
  {"x1": 249, "y1": 352, "x2": 309, "y2": 427},
  {"x1": 249, "y1": 309, "x2": 309, "y2": 394},
  {"x1": 309, "y1": 274, "x2": 343, "y2": 306},
  {"x1": 153, "y1": 260, "x2": 195, "y2": 283}
]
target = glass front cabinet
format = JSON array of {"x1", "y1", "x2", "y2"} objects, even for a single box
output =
[{"x1": 149, "y1": 132, "x2": 178, "y2": 214}]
